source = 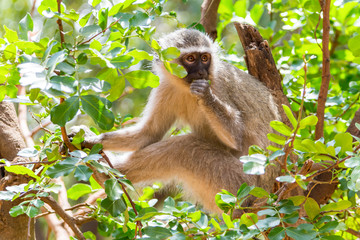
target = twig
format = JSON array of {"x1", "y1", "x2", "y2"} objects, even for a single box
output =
[
  {"x1": 281, "y1": 56, "x2": 309, "y2": 170},
  {"x1": 40, "y1": 196, "x2": 85, "y2": 240},
  {"x1": 30, "y1": 118, "x2": 52, "y2": 137},
  {"x1": 275, "y1": 160, "x2": 313, "y2": 203},
  {"x1": 35, "y1": 203, "x2": 90, "y2": 219},
  {"x1": 56, "y1": 0, "x2": 65, "y2": 47},
  {"x1": 0, "y1": 161, "x2": 52, "y2": 167},
  {"x1": 30, "y1": 0, "x2": 37, "y2": 16},
  {"x1": 336, "y1": 93, "x2": 360, "y2": 121},
  {"x1": 100, "y1": 152, "x2": 142, "y2": 236},
  {"x1": 79, "y1": 17, "x2": 122, "y2": 45},
  {"x1": 315, "y1": 0, "x2": 331, "y2": 140},
  {"x1": 346, "y1": 228, "x2": 360, "y2": 238}
]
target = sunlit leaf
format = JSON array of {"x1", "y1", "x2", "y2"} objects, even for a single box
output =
[
  {"x1": 50, "y1": 96, "x2": 80, "y2": 126},
  {"x1": 80, "y1": 95, "x2": 114, "y2": 130}
]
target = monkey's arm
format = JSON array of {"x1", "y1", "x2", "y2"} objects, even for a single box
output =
[
  {"x1": 191, "y1": 80, "x2": 243, "y2": 150},
  {"x1": 82, "y1": 88, "x2": 176, "y2": 151}
]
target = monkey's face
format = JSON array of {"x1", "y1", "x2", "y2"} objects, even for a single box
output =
[{"x1": 180, "y1": 52, "x2": 211, "y2": 83}]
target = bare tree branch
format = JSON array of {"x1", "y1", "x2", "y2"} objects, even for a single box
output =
[
  {"x1": 315, "y1": 0, "x2": 331, "y2": 139},
  {"x1": 40, "y1": 196, "x2": 85, "y2": 240},
  {"x1": 200, "y1": 0, "x2": 221, "y2": 40}
]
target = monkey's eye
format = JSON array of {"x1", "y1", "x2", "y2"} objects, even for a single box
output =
[
  {"x1": 201, "y1": 54, "x2": 210, "y2": 63},
  {"x1": 185, "y1": 55, "x2": 196, "y2": 63}
]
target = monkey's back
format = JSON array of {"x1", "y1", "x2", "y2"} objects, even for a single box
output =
[{"x1": 214, "y1": 61, "x2": 280, "y2": 153}]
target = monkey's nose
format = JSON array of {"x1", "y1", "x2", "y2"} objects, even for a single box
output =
[{"x1": 198, "y1": 70, "x2": 208, "y2": 79}]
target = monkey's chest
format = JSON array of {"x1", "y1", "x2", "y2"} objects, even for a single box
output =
[{"x1": 173, "y1": 100, "x2": 212, "y2": 135}]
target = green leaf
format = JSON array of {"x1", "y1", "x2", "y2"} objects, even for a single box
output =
[
  {"x1": 240, "y1": 154, "x2": 266, "y2": 175},
  {"x1": 79, "y1": 25, "x2": 102, "y2": 37},
  {"x1": 79, "y1": 12, "x2": 92, "y2": 27},
  {"x1": 240, "y1": 213, "x2": 258, "y2": 227},
  {"x1": 270, "y1": 121, "x2": 292, "y2": 136},
  {"x1": 249, "y1": 187, "x2": 269, "y2": 198},
  {"x1": 74, "y1": 165, "x2": 93, "y2": 181},
  {"x1": 50, "y1": 96, "x2": 80, "y2": 126},
  {"x1": 9, "y1": 204, "x2": 27, "y2": 217},
  {"x1": 129, "y1": 12, "x2": 149, "y2": 27},
  {"x1": 161, "y1": 47, "x2": 180, "y2": 61},
  {"x1": 49, "y1": 76, "x2": 76, "y2": 94},
  {"x1": 164, "y1": 62, "x2": 187, "y2": 78},
  {"x1": 289, "y1": 195, "x2": 306, "y2": 206},
  {"x1": 110, "y1": 55, "x2": 134, "y2": 69},
  {"x1": 90, "y1": 0, "x2": 101, "y2": 7},
  {"x1": 46, "y1": 50, "x2": 67, "y2": 73},
  {"x1": 17, "y1": 148, "x2": 39, "y2": 158},
  {"x1": 67, "y1": 183, "x2": 93, "y2": 200},
  {"x1": 210, "y1": 218, "x2": 221, "y2": 232},
  {"x1": 80, "y1": 95, "x2": 114, "y2": 130},
  {"x1": 83, "y1": 231, "x2": 96, "y2": 240},
  {"x1": 77, "y1": 53, "x2": 88, "y2": 64},
  {"x1": 348, "y1": 35, "x2": 360, "y2": 57},
  {"x1": 46, "y1": 157, "x2": 79, "y2": 178},
  {"x1": 104, "y1": 179, "x2": 123, "y2": 201},
  {"x1": 5, "y1": 165, "x2": 40, "y2": 180},
  {"x1": 215, "y1": 190, "x2": 236, "y2": 212},
  {"x1": 125, "y1": 70, "x2": 160, "y2": 89},
  {"x1": 286, "y1": 225, "x2": 317, "y2": 240},
  {"x1": 250, "y1": 4, "x2": 264, "y2": 24},
  {"x1": 109, "y1": 0, "x2": 136, "y2": 16},
  {"x1": 127, "y1": 49, "x2": 153, "y2": 65},
  {"x1": 299, "y1": 115, "x2": 318, "y2": 129},
  {"x1": 0, "y1": 191, "x2": 17, "y2": 200},
  {"x1": 276, "y1": 175, "x2": 295, "y2": 183},
  {"x1": 268, "y1": 227, "x2": 286, "y2": 240},
  {"x1": 234, "y1": 0, "x2": 247, "y2": 18},
  {"x1": 135, "y1": 207, "x2": 162, "y2": 221},
  {"x1": 345, "y1": 156, "x2": 360, "y2": 168},
  {"x1": 304, "y1": 197, "x2": 320, "y2": 220},
  {"x1": 222, "y1": 213, "x2": 234, "y2": 228},
  {"x1": 151, "y1": 39, "x2": 161, "y2": 50},
  {"x1": 319, "y1": 221, "x2": 339, "y2": 233},
  {"x1": 4, "y1": 44, "x2": 17, "y2": 60},
  {"x1": 283, "y1": 104, "x2": 297, "y2": 128},
  {"x1": 79, "y1": 77, "x2": 111, "y2": 93},
  {"x1": 267, "y1": 133, "x2": 286, "y2": 145},
  {"x1": 143, "y1": 226, "x2": 172, "y2": 239},
  {"x1": 19, "y1": 13, "x2": 33, "y2": 40},
  {"x1": 108, "y1": 76, "x2": 125, "y2": 101},
  {"x1": 4, "y1": 26, "x2": 18, "y2": 43},
  {"x1": 38, "y1": 0, "x2": 60, "y2": 14},
  {"x1": 334, "y1": 132, "x2": 353, "y2": 155},
  {"x1": 320, "y1": 200, "x2": 352, "y2": 212},
  {"x1": 101, "y1": 197, "x2": 127, "y2": 217}
]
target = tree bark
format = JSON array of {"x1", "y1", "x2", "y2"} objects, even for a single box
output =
[
  {"x1": 0, "y1": 102, "x2": 35, "y2": 240},
  {"x1": 200, "y1": 0, "x2": 221, "y2": 40},
  {"x1": 315, "y1": 0, "x2": 331, "y2": 139},
  {"x1": 234, "y1": 22, "x2": 292, "y2": 128}
]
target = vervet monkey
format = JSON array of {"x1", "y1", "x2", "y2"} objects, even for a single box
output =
[{"x1": 73, "y1": 29, "x2": 280, "y2": 214}]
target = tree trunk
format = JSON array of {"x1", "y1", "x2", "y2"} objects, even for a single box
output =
[{"x1": 0, "y1": 101, "x2": 35, "y2": 240}]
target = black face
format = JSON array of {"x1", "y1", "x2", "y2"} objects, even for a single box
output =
[{"x1": 180, "y1": 52, "x2": 211, "y2": 83}]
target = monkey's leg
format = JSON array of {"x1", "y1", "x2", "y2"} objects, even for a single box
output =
[{"x1": 111, "y1": 135, "x2": 251, "y2": 214}]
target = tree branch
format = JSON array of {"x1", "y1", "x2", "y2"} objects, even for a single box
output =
[
  {"x1": 315, "y1": 0, "x2": 331, "y2": 139},
  {"x1": 40, "y1": 196, "x2": 85, "y2": 240},
  {"x1": 200, "y1": 0, "x2": 221, "y2": 40}
]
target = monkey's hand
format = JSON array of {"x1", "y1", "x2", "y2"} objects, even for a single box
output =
[
  {"x1": 190, "y1": 79, "x2": 213, "y2": 101},
  {"x1": 68, "y1": 125, "x2": 101, "y2": 149}
]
